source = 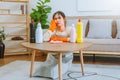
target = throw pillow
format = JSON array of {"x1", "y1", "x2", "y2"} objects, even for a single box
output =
[
  {"x1": 116, "y1": 19, "x2": 120, "y2": 39},
  {"x1": 87, "y1": 19, "x2": 112, "y2": 39}
]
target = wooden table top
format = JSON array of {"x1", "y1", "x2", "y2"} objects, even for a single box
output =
[{"x1": 21, "y1": 42, "x2": 92, "y2": 53}]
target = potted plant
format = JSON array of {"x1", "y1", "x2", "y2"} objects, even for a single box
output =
[
  {"x1": 0, "y1": 26, "x2": 5, "y2": 58},
  {"x1": 30, "y1": 0, "x2": 52, "y2": 29},
  {"x1": 0, "y1": 26, "x2": 5, "y2": 41}
]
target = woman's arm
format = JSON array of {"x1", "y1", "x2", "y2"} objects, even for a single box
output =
[
  {"x1": 49, "y1": 26, "x2": 72, "y2": 42},
  {"x1": 43, "y1": 20, "x2": 56, "y2": 41},
  {"x1": 43, "y1": 30, "x2": 53, "y2": 41},
  {"x1": 50, "y1": 35, "x2": 69, "y2": 42}
]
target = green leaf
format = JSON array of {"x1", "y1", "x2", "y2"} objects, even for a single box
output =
[
  {"x1": 45, "y1": 0, "x2": 50, "y2": 3},
  {"x1": 30, "y1": 0, "x2": 52, "y2": 29},
  {"x1": 0, "y1": 26, "x2": 6, "y2": 40}
]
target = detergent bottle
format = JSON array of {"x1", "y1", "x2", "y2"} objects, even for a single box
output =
[
  {"x1": 35, "y1": 21, "x2": 43, "y2": 43},
  {"x1": 76, "y1": 19, "x2": 83, "y2": 43},
  {"x1": 70, "y1": 24, "x2": 76, "y2": 43}
]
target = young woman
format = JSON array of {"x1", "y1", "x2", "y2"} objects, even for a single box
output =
[{"x1": 33, "y1": 11, "x2": 73, "y2": 79}]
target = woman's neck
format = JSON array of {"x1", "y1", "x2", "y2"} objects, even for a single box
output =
[{"x1": 57, "y1": 26, "x2": 66, "y2": 32}]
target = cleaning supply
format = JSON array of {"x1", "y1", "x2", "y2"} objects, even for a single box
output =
[
  {"x1": 50, "y1": 40, "x2": 63, "y2": 44},
  {"x1": 30, "y1": 19, "x2": 35, "y2": 43},
  {"x1": 35, "y1": 21, "x2": 43, "y2": 43},
  {"x1": 76, "y1": 19, "x2": 83, "y2": 43},
  {"x1": 70, "y1": 24, "x2": 76, "y2": 43}
]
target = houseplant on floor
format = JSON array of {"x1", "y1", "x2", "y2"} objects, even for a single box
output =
[
  {"x1": 0, "y1": 26, "x2": 5, "y2": 58},
  {"x1": 30, "y1": 0, "x2": 52, "y2": 29}
]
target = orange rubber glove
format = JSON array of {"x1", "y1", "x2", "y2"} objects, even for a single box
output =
[
  {"x1": 50, "y1": 36, "x2": 69, "y2": 42},
  {"x1": 49, "y1": 19, "x2": 56, "y2": 32}
]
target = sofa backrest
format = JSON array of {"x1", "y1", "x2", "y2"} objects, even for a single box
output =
[{"x1": 66, "y1": 16, "x2": 120, "y2": 39}]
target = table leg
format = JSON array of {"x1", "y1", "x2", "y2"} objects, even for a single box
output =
[
  {"x1": 30, "y1": 50, "x2": 36, "y2": 77},
  {"x1": 58, "y1": 52, "x2": 62, "y2": 80},
  {"x1": 79, "y1": 50, "x2": 85, "y2": 75}
]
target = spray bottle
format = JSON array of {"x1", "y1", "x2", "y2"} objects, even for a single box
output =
[
  {"x1": 35, "y1": 21, "x2": 43, "y2": 43},
  {"x1": 70, "y1": 24, "x2": 76, "y2": 43}
]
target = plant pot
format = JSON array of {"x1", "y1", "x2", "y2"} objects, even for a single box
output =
[{"x1": 0, "y1": 40, "x2": 5, "y2": 58}]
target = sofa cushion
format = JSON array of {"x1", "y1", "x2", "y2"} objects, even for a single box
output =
[
  {"x1": 84, "y1": 44, "x2": 120, "y2": 52},
  {"x1": 112, "y1": 20, "x2": 117, "y2": 38},
  {"x1": 84, "y1": 38, "x2": 120, "y2": 44},
  {"x1": 116, "y1": 19, "x2": 120, "y2": 39},
  {"x1": 87, "y1": 19, "x2": 112, "y2": 39},
  {"x1": 66, "y1": 19, "x2": 88, "y2": 37}
]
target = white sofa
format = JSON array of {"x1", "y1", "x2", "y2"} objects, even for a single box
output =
[{"x1": 66, "y1": 16, "x2": 120, "y2": 55}]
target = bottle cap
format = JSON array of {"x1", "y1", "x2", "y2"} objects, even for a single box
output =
[
  {"x1": 78, "y1": 19, "x2": 82, "y2": 22},
  {"x1": 31, "y1": 19, "x2": 34, "y2": 23}
]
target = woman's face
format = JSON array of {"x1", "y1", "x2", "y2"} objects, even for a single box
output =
[{"x1": 53, "y1": 14, "x2": 65, "y2": 31}]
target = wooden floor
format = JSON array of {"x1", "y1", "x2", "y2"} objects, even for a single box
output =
[
  {"x1": 0, "y1": 54, "x2": 46, "y2": 66},
  {"x1": 0, "y1": 54, "x2": 120, "y2": 67}
]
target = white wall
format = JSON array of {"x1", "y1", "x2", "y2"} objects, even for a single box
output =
[{"x1": 30, "y1": 0, "x2": 120, "y2": 20}]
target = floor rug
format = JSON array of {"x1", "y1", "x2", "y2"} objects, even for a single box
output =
[{"x1": 0, "y1": 60, "x2": 120, "y2": 80}]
